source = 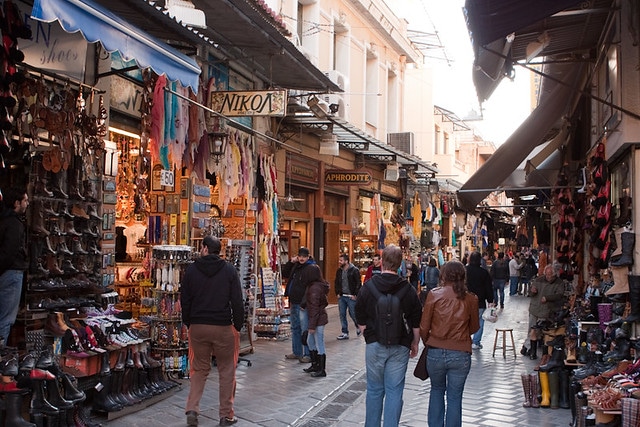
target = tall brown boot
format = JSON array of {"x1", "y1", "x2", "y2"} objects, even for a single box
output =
[
  {"x1": 529, "y1": 373, "x2": 540, "y2": 408},
  {"x1": 30, "y1": 200, "x2": 50, "y2": 236},
  {"x1": 47, "y1": 254, "x2": 64, "y2": 276}
]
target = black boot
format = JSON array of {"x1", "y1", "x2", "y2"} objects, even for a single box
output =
[
  {"x1": 569, "y1": 380, "x2": 582, "y2": 426},
  {"x1": 558, "y1": 370, "x2": 570, "y2": 409},
  {"x1": 45, "y1": 378, "x2": 74, "y2": 410},
  {"x1": 29, "y1": 379, "x2": 60, "y2": 415},
  {"x1": 303, "y1": 350, "x2": 319, "y2": 373},
  {"x1": 4, "y1": 390, "x2": 36, "y2": 426},
  {"x1": 310, "y1": 354, "x2": 326, "y2": 378},
  {"x1": 610, "y1": 232, "x2": 635, "y2": 266},
  {"x1": 61, "y1": 373, "x2": 85, "y2": 402},
  {"x1": 529, "y1": 340, "x2": 538, "y2": 360},
  {"x1": 539, "y1": 347, "x2": 565, "y2": 371},
  {"x1": 624, "y1": 275, "x2": 640, "y2": 322}
]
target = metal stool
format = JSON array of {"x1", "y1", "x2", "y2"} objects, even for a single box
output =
[{"x1": 492, "y1": 328, "x2": 516, "y2": 358}]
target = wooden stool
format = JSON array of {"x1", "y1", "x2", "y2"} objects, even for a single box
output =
[{"x1": 492, "y1": 328, "x2": 516, "y2": 358}]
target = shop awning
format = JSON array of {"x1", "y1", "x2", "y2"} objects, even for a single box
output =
[
  {"x1": 31, "y1": 0, "x2": 201, "y2": 93},
  {"x1": 88, "y1": 0, "x2": 341, "y2": 93},
  {"x1": 457, "y1": 66, "x2": 582, "y2": 212},
  {"x1": 465, "y1": 0, "x2": 614, "y2": 103}
]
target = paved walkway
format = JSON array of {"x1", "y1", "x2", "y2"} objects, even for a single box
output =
[{"x1": 98, "y1": 292, "x2": 571, "y2": 426}]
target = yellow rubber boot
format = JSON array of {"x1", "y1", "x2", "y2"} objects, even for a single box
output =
[{"x1": 538, "y1": 371, "x2": 551, "y2": 407}]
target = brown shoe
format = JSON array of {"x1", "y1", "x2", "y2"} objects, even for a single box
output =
[
  {"x1": 284, "y1": 353, "x2": 299, "y2": 360},
  {"x1": 186, "y1": 410, "x2": 198, "y2": 426}
]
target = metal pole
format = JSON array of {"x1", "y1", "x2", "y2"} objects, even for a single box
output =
[{"x1": 163, "y1": 87, "x2": 302, "y2": 153}]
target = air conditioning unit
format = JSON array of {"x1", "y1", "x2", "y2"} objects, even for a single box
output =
[
  {"x1": 387, "y1": 132, "x2": 414, "y2": 155},
  {"x1": 325, "y1": 70, "x2": 349, "y2": 91},
  {"x1": 165, "y1": 0, "x2": 206, "y2": 28},
  {"x1": 384, "y1": 163, "x2": 400, "y2": 181}
]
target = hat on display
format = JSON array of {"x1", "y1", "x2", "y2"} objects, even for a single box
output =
[{"x1": 298, "y1": 247, "x2": 310, "y2": 256}]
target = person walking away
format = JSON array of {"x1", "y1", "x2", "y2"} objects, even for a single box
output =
[
  {"x1": 303, "y1": 269, "x2": 330, "y2": 377},
  {"x1": 466, "y1": 252, "x2": 494, "y2": 350},
  {"x1": 364, "y1": 253, "x2": 382, "y2": 282},
  {"x1": 509, "y1": 253, "x2": 524, "y2": 296},
  {"x1": 520, "y1": 252, "x2": 538, "y2": 296},
  {"x1": 420, "y1": 258, "x2": 440, "y2": 305},
  {"x1": 282, "y1": 247, "x2": 321, "y2": 363},
  {"x1": 335, "y1": 254, "x2": 362, "y2": 340},
  {"x1": 437, "y1": 241, "x2": 446, "y2": 267},
  {"x1": 405, "y1": 254, "x2": 420, "y2": 292},
  {"x1": 420, "y1": 260, "x2": 479, "y2": 427},
  {"x1": 0, "y1": 187, "x2": 29, "y2": 346},
  {"x1": 521, "y1": 264, "x2": 565, "y2": 360},
  {"x1": 490, "y1": 252, "x2": 509, "y2": 309},
  {"x1": 181, "y1": 236, "x2": 244, "y2": 426},
  {"x1": 355, "y1": 244, "x2": 422, "y2": 427}
]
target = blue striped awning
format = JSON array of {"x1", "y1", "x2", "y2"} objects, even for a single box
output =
[{"x1": 31, "y1": 0, "x2": 201, "y2": 93}]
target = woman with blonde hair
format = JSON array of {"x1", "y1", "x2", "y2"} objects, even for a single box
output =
[{"x1": 420, "y1": 260, "x2": 479, "y2": 426}]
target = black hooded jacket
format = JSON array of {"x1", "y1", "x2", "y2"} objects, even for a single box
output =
[
  {"x1": 180, "y1": 254, "x2": 244, "y2": 331},
  {"x1": 0, "y1": 209, "x2": 27, "y2": 274},
  {"x1": 355, "y1": 273, "x2": 422, "y2": 348}
]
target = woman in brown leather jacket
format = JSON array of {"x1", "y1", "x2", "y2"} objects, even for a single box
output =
[{"x1": 420, "y1": 260, "x2": 479, "y2": 427}]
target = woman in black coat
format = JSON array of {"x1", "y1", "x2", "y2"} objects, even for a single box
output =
[{"x1": 465, "y1": 251, "x2": 494, "y2": 349}]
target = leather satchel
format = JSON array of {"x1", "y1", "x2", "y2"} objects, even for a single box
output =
[{"x1": 413, "y1": 347, "x2": 429, "y2": 380}]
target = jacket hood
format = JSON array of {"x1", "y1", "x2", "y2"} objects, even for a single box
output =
[
  {"x1": 194, "y1": 254, "x2": 228, "y2": 277},
  {"x1": 369, "y1": 272, "x2": 408, "y2": 293}
]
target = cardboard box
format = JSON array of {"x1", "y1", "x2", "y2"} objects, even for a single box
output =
[{"x1": 60, "y1": 353, "x2": 101, "y2": 377}]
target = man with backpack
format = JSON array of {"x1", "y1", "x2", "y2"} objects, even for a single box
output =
[{"x1": 355, "y1": 244, "x2": 422, "y2": 427}]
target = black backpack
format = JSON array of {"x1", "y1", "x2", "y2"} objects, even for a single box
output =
[{"x1": 366, "y1": 281, "x2": 411, "y2": 346}]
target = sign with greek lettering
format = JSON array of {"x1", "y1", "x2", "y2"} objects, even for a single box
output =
[
  {"x1": 211, "y1": 90, "x2": 287, "y2": 116},
  {"x1": 325, "y1": 170, "x2": 372, "y2": 185}
]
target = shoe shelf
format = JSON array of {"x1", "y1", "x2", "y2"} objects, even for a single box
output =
[{"x1": 352, "y1": 235, "x2": 377, "y2": 270}]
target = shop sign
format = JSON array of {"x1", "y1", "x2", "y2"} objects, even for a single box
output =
[
  {"x1": 211, "y1": 90, "x2": 287, "y2": 117},
  {"x1": 20, "y1": 12, "x2": 88, "y2": 82},
  {"x1": 325, "y1": 170, "x2": 372, "y2": 185},
  {"x1": 160, "y1": 170, "x2": 175, "y2": 187}
]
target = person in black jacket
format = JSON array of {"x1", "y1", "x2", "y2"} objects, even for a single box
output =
[
  {"x1": 181, "y1": 236, "x2": 243, "y2": 427},
  {"x1": 490, "y1": 252, "x2": 510, "y2": 309},
  {"x1": 0, "y1": 187, "x2": 29, "y2": 346},
  {"x1": 335, "y1": 254, "x2": 362, "y2": 340},
  {"x1": 466, "y1": 251, "x2": 495, "y2": 350},
  {"x1": 282, "y1": 247, "x2": 321, "y2": 363}
]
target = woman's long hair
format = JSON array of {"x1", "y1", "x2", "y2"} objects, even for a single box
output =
[{"x1": 440, "y1": 260, "x2": 467, "y2": 300}]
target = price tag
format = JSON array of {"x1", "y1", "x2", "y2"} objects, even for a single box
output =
[{"x1": 160, "y1": 170, "x2": 174, "y2": 187}]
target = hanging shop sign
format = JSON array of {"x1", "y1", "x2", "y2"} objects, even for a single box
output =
[
  {"x1": 20, "y1": 5, "x2": 88, "y2": 82},
  {"x1": 325, "y1": 170, "x2": 372, "y2": 185},
  {"x1": 211, "y1": 90, "x2": 287, "y2": 117}
]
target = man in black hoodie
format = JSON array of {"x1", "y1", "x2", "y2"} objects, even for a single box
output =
[
  {"x1": 181, "y1": 236, "x2": 243, "y2": 427},
  {"x1": 355, "y1": 244, "x2": 422, "y2": 426},
  {"x1": 0, "y1": 187, "x2": 29, "y2": 346}
]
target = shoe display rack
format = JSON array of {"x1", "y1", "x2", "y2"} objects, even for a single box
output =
[
  {"x1": 147, "y1": 245, "x2": 192, "y2": 378},
  {"x1": 222, "y1": 240, "x2": 256, "y2": 355},
  {"x1": 352, "y1": 235, "x2": 377, "y2": 271}
]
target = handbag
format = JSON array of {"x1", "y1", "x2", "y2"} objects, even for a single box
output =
[
  {"x1": 413, "y1": 347, "x2": 429, "y2": 380},
  {"x1": 482, "y1": 307, "x2": 499, "y2": 323}
]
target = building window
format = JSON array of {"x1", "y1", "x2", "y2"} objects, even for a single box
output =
[{"x1": 434, "y1": 125, "x2": 440, "y2": 155}]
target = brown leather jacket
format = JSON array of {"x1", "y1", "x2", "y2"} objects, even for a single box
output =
[{"x1": 420, "y1": 285, "x2": 479, "y2": 353}]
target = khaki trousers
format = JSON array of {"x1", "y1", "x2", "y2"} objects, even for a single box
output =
[{"x1": 185, "y1": 324, "x2": 239, "y2": 419}]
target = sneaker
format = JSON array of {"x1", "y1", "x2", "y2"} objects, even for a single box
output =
[
  {"x1": 471, "y1": 343, "x2": 482, "y2": 350},
  {"x1": 337, "y1": 333, "x2": 349, "y2": 340},
  {"x1": 299, "y1": 356, "x2": 311, "y2": 363},
  {"x1": 219, "y1": 416, "x2": 238, "y2": 426},
  {"x1": 284, "y1": 353, "x2": 299, "y2": 360},
  {"x1": 186, "y1": 411, "x2": 198, "y2": 426}
]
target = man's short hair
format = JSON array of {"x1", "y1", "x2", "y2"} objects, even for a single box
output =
[
  {"x1": 381, "y1": 245, "x2": 402, "y2": 272},
  {"x1": 340, "y1": 254, "x2": 349, "y2": 262},
  {"x1": 2, "y1": 187, "x2": 27, "y2": 210},
  {"x1": 203, "y1": 236, "x2": 221, "y2": 254}
]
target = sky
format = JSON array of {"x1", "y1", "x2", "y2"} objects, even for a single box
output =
[{"x1": 390, "y1": 0, "x2": 532, "y2": 145}]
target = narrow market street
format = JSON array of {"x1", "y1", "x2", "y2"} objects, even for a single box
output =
[{"x1": 99, "y1": 292, "x2": 571, "y2": 427}]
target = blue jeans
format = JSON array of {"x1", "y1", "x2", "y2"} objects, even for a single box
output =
[
  {"x1": 472, "y1": 308, "x2": 485, "y2": 346},
  {"x1": 427, "y1": 348, "x2": 471, "y2": 427},
  {"x1": 509, "y1": 276, "x2": 519, "y2": 295},
  {"x1": 0, "y1": 270, "x2": 24, "y2": 343},
  {"x1": 290, "y1": 304, "x2": 309, "y2": 357},
  {"x1": 307, "y1": 324, "x2": 325, "y2": 354},
  {"x1": 364, "y1": 342, "x2": 410, "y2": 427},
  {"x1": 493, "y1": 279, "x2": 506, "y2": 307},
  {"x1": 338, "y1": 296, "x2": 357, "y2": 335}
]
